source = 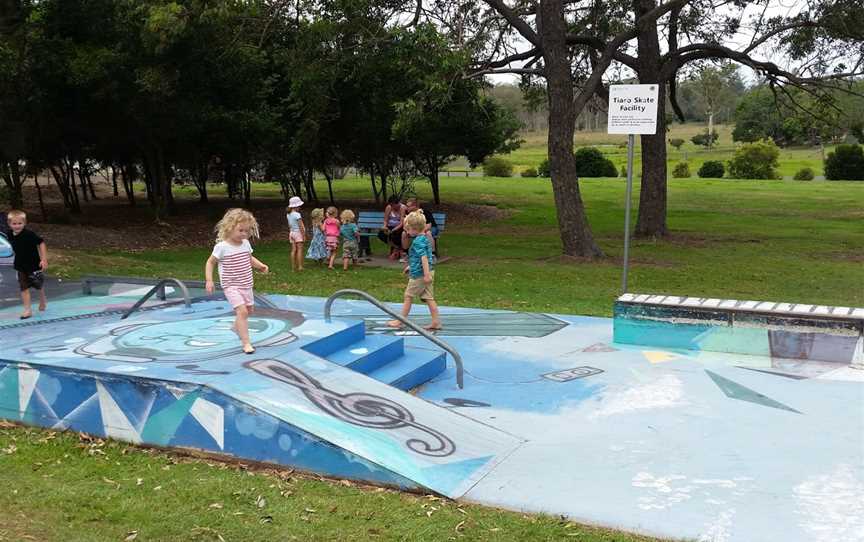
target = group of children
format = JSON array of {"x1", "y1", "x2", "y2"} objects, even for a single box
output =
[
  {"x1": 2, "y1": 201, "x2": 440, "y2": 356},
  {"x1": 285, "y1": 196, "x2": 362, "y2": 272},
  {"x1": 207, "y1": 201, "x2": 441, "y2": 354}
]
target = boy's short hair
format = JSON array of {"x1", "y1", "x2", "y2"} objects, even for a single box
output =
[
  {"x1": 404, "y1": 210, "x2": 426, "y2": 231},
  {"x1": 340, "y1": 209, "x2": 355, "y2": 223},
  {"x1": 7, "y1": 209, "x2": 26, "y2": 223}
]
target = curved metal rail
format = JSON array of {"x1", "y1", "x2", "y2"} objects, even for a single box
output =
[
  {"x1": 121, "y1": 278, "x2": 191, "y2": 320},
  {"x1": 324, "y1": 288, "x2": 464, "y2": 389}
]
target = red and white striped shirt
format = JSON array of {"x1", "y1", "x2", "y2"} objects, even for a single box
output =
[{"x1": 212, "y1": 239, "x2": 254, "y2": 289}]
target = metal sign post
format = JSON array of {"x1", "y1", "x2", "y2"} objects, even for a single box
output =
[{"x1": 607, "y1": 84, "x2": 659, "y2": 294}]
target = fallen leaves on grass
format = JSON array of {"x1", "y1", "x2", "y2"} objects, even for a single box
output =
[
  {"x1": 255, "y1": 495, "x2": 266, "y2": 508},
  {"x1": 124, "y1": 530, "x2": 139, "y2": 541},
  {"x1": 1, "y1": 445, "x2": 17, "y2": 455},
  {"x1": 190, "y1": 526, "x2": 225, "y2": 542},
  {"x1": 208, "y1": 503, "x2": 223, "y2": 510}
]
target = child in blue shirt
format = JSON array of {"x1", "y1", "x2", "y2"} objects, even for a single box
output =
[
  {"x1": 339, "y1": 209, "x2": 360, "y2": 270},
  {"x1": 387, "y1": 210, "x2": 442, "y2": 330}
]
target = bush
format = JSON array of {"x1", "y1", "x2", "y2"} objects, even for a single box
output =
[
  {"x1": 574, "y1": 147, "x2": 617, "y2": 177},
  {"x1": 669, "y1": 138, "x2": 685, "y2": 150},
  {"x1": 537, "y1": 158, "x2": 550, "y2": 177},
  {"x1": 483, "y1": 156, "x2": 513, "y2": 177},
  {"x1": 691, "y1": 131, "x2": 719, "y2": 147},
  {"x1": 521, "y1": 167, "x2": 538, "y2": 178},
  {"x1": 672, "y1": 162, "x2": 691, "y2": 178},
  {"x1": 698, "y1": 161, "x2": 725, "y2": 178},
  {"x1": 793, "y1": 167, "x2": 815, "y2": 181},
  {"x1": 727, "y1": 139, "x2": 780, "y2": 179},
  {"x1": 824, "y1": 144, "x2": 864, "y2": 180}
]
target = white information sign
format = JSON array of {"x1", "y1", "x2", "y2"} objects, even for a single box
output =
[{"x1": 607, "y1": 84, "x2": 659, "y2": 135}]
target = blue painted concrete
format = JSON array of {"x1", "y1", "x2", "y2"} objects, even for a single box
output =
[{"x1": 0, "y1": 287, "x2": 862, "y2": 542}]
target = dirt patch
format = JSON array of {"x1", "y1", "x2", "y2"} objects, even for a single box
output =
[{"x1": 13, "y1": 183, "x2": 509, "y2": 251}]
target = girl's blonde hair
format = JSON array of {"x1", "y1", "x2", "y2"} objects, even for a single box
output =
[
  {"x1": 326, "y1": 206, "x2": 338, "y2": 217},
  {"x1": 214, "y1": 208, "x2": 260, "y2": 242},
  {"x1": 404, "y1": 209, "x2": 426, "y2": 231},
  {"x1": 310, "y1": 208, "x2": 325, "y2": 226},
  {"x1": 340, "y1": 209, "x2": 355, "y2": 224}
]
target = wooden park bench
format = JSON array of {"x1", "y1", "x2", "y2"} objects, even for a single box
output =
[{"x1": 357, "y1": 210, "x2": 447, "y2": 256}]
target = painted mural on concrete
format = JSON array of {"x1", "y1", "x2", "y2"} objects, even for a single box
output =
[{"x1": 0, "y1": 286, "x2": 862, "y2": 542}]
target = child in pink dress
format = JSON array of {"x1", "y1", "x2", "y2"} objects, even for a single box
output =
[
  {"x1": 323, "y1": 206, "x2": 341, "y2": 269},
  {"x1": 204, "y1": 209, "x2": 270, "y2": 354}
]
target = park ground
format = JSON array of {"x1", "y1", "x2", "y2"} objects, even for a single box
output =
[{"x1": 2, "y1": 126, "x2": 862, "y2": 541}]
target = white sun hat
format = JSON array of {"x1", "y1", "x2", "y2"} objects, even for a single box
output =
[{"x1": 288, "y1": 196, "x2": 304, "y2": 208}]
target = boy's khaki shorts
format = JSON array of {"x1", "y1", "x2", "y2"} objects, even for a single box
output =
[{"x1": 405, "y1": 271, "x2": 434, "y2": 301}]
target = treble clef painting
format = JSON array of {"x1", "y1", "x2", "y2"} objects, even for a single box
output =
[{"x1": 244, "y1": 359, "x2": 456, "y2": 458}]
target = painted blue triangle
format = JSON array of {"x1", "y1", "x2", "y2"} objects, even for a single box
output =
[
  {"x1": 0, "y1": 364, "x2": 20, "y2": 421},
  {"x1": 705, "y1": 370, "x2": 801, "y2": 414},
  {"x1": 419, "y1": 455, "x2": 494, "y2": 496},
  {"x1": 22, "y1": 388, "x2": 59, "y2": 426},
  {"x1": 170, "y1": 411, "x2": 219, "y2": 449},
  {"x1": 56, "y1": 394, "x2": 105, "y2": 436},
  {"x1": 98, "y1": 378, "x2": 160, "y2": 432},
  {"x1": 46, "y1": 373, "x2": 98, "y2": 420}
]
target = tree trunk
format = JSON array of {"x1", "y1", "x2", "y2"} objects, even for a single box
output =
[
  {"x1": 539, "y1": 0, "x2": 603, "y2": 258},
  {"x1": 111, "y1": 166, "x2": 119, "y2": 197},
  {"x1": 33, "y1": 172, "x2": 46, "y2": 221},
  {"x1": 634, "y1": 0, "x2": 668, "y2": 238},
  {"x1": 1, "y1": 161, "x2": 24, "y2": 209}
]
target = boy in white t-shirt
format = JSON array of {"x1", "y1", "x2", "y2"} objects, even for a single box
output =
[{"x1": 205, "y1": 209, "x2": 270, "y2": 354}]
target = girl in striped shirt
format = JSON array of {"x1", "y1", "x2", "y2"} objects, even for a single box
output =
[{"x1": 205, "y1": 209, "x2": 270, "y2": 354}]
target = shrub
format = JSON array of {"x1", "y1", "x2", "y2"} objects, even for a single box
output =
[
  {"x1": 824, "y1": 144, "x2": 864, "y2": 180},
  {"x1": 698, "y1": 161, "x2": 725, "y2": 178},
  {"x1": 483, "y1": 156, "x2": 513, "y2": 177},
  {"x1": 793, "y1": 167, "x2": 815, "y2": 181},
  {"x1": 669, "y1": 138, "x2": 685, "y2": 150},
  {"x1": 620, "y1": 164, "x2": 627, "y2": 178},
  {"x1": 672, "y1": 162, "x2": 691, "y2": 178},
  {"x1": 537, "y1": 158, "x2": 550, "y2": 177},
  {"x1": 691, "y1": 131, "x2": 719, "y2": 147},
  {"x1": 727, "y1": 139, "x2": 780, "y2": 179},
  {"x1": 521, "y1": 167, "x2": 538, "y2": 178},
  {"x1": 574, "y1": 147, "x2": 617, "y2": 177}
]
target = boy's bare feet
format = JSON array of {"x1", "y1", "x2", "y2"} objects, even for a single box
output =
[
  {"x1": 20, "y1": 312, "x2": 32, "y2": 320},
  {"x1": 242, "y1": 343, "x2": 256, "y2": 354},
  {"x1": 386, "y1": 320, "x2": 403, "y2": 329},
  {"x1": 38, "y1": 302, "x2": 46, "y2": 312},
  {"x1": 424, "y1": 322, "x2": 443, "y2": 331}
]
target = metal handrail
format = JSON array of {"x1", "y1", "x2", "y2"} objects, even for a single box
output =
[
  {"x1": 121, "y1": 278, "x2": 191, "y2": 320},
  {"x1": 324, "y1": 288, "x2": 464, "y2": 389}
]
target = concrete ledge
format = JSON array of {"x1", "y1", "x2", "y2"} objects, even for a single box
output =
[{"x1": 614, "y1": 294, "x2": 864, "y2": 365}]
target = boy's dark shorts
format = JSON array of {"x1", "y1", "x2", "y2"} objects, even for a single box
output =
[{"x1": 18, "y1": 271, "x2": 44, "y2": 291}]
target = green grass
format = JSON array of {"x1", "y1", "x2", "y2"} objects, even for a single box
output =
[
  {"x1": 0, "y1": 424, "x2": 668, "y2": 541},
  {"x1": 449, "y1": 123, "x2": 836, "y2": 178},
  {"x1": 55, "y1": 175, "x2": 864, "y2": 315}
]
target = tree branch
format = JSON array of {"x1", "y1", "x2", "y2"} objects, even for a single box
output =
[{"x1": 481, "y1": 0, "x2": 540, "y2": 46}]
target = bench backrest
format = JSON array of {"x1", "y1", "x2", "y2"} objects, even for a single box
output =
[{"x1": 357, "y1": 211, "x2": 446, "y2": 233}]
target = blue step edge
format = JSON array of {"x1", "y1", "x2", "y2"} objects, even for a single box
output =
[
  {"x1": 323, "y1": 335, "x2": 405, "y2": 375},
  {"x1": 302, "y1": 320, "x2": 366, "y2": 357},
  {"x1": 367, "y1": 348, "x2": 447, "y2": 391}
]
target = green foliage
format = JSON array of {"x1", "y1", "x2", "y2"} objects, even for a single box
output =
[
  {"x1": 824, "y1": 144, "x2": 864, "y2": 180},
  {"x1": 733, "y1": 88, "x2": 778, "y2": 143},
  {"x1": 669, "y1": 138, "x2": 685, "y2": 150},
  {"x1": 727, "y1": 140, "x2": 781, "y2": 179},
  {"x1": 793, "y1": 167, "x2": 815, "y2": 181},
  {"x1": 672, "y1": 162, "x2": 691, "y2": 178},
  {"x1": 521, "y1": 167, "x2": 538, "y2": 178},
  {"x1": 537, "y1": 158, "x2": 550, "y2": 177},
  {"x1": 698, "y1": 161, "x2": 725, "y2": 178},
  {"x1": 573, "y1": 147, "x2": 617, "y2": 177},
  {"x1": 691, "y1": 131, "x2": 719, "y2": 147},
  {"x1": 483, "y1": 156, "x2": 514, "y2": 177}
]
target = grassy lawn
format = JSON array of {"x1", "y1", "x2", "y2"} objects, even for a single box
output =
[
  {"x1": 6, "y1": 172, "x2": 861, "y2": 542},
  {"x1": 55, "y1": 176, "x2": 864, "y2": 315},
  {"x1": 448, "y1": 123, "x2": 836, "y2": 178},
  {"x1": 0, "y1": 424, "x2": 668, "y2": 541}
]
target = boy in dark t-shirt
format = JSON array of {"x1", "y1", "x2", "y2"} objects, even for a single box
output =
[{"x1": 7, "y1": 210, "x2": 48, "y2": 319}]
